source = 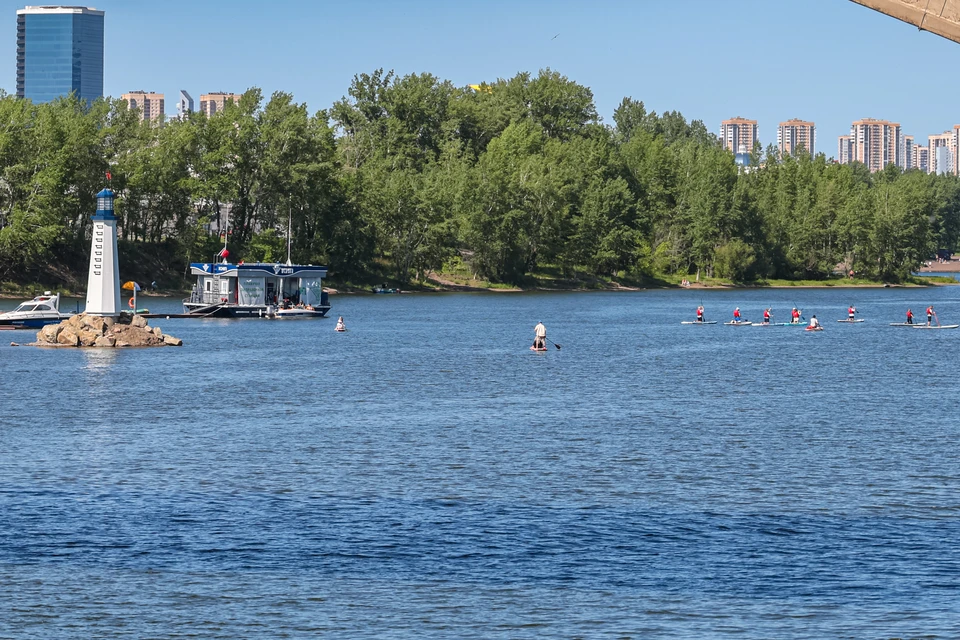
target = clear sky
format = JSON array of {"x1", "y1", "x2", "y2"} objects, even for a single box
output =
[{"x1": 5, "y1": 0, "x2": 960, "y2": 155}]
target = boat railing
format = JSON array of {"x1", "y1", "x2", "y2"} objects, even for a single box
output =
[{"x1": 184, "y1": 290, "x2": 230, "y2": 305}]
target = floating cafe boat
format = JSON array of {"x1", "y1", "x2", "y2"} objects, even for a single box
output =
[
  {"x1": 183, "y1": 261, "x2": 330, "y2": 318},
  {"x1": 0, "y1": 292, "x2": 74, "y2": 329}
]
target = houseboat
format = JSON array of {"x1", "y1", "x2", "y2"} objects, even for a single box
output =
[{"x1": 183, "y1": 262, "x2": 331, "y2": 318}]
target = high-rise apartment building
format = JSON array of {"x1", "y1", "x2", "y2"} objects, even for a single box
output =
[
  {"x1": 913, "y1": 145, "x2": 929, "y2": 173},
  {"x1": 838, "y1": 135, "x2": 853, "y2": 165},
  {"x1": 177, "y1": 90, "x2": 194, "y2": 119},
  {"x1": 17, "y1": 5, "x2": 104, "y2": 103},
  {"x1": 121, "y1": 91, "x2": 164, "y2": 123},
  {"x1": 850, "y1": 119, "x2": 901, "y2": 172},
  {"x1": 902, "y1": 135, "x2": 915, "y2": 170},
  {"x1": 777, "y1": 119, "x2": 815, "y2": 156},
  {"x1": 928, "y1": 132, "x2": 952, "y2": 175},
  {"x1": 199, "y1": 92, "x2": 242, "y2": 117},
  {"x1": 720, "y1": 117, "x2": 758, "y2": 154}
]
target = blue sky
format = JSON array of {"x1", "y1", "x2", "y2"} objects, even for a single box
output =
[{"x1": 5, "y1": 0, "x2": 959, "y2": 155}]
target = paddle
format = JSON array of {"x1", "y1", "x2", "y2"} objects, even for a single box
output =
[
  {"x1": 935, "y1": 310, "x2": 941, "y2": 328},
  {"x1": 548, "y1": 338, "x2": 561, "y2": 350}
]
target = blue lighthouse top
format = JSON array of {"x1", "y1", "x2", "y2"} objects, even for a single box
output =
[{"x1": 94, "y1": 188, "x2": 115, "y2": 220}]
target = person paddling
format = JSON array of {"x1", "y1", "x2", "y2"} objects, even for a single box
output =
[
  {"x1": 762, "y1": 308, "x2": 771, "y2": 324},
  {"x1": 733, "y1": 307, "x2": 741, "y2": 322},
  {"x1": 791, "y1": 307, "x2": 801, "y2": 324},
  {"x1": 534, "y1": 321, "x2": 547, "y2": 349},
  {"x1": 906, "y1": 309, "x2": 914, "y2": 325},
  {"x1": 927, "y1": 305, "x2": 934, "y2": 326},
  {"x1": 848, "y1": 305, "x2": 857, "y2": 321},
  {"x1": 809, "y1": 315, "x2": 820, "y2": 329},
  {"x1": 696, "y1": 305, "x2": 704, "y2": 323},
  {"x1": 335, "y1": 316, "x2": 346, "y2": 331}
]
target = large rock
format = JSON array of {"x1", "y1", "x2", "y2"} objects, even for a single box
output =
[
  {"x1": 57, "y1": 327, "x2": 80, "y2": 346},
  {"x1": 152, "y1": 326, "x2": 163, "y2": 337},
  {"x1": 131, "y1": 314, "x2": 148, "y2": 328},
  {"x1": 162, "y1": 334, "x2": 183, "y2": 346},
  {"x1": 38, "y1": 324, "x2": 62, "y2": 344},
  {"x1": 78, "y1": 329, "x2": 100, "y2": 347},
  {"x1": 80, "y1": 314, "x2": 107, "y2": 334},
  {"x1": 94, "y1": 336, "x2": 116, "y2": 347}
]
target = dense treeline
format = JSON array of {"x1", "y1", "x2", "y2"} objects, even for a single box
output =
[{"x1": 2, "y1": 69, "x2": 959, "y2": 288}]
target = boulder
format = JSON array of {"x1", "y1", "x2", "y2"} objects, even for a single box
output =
[
  {"x1": 163, "y1": 334, "x2": 183, "y2": 346},
  {"x1": 103, "y1": 316, "x2": 116, "y2": 328},
  {"x1": 94, "y1": 336, "x2": 116, "y2": 347},
  {"x1": 38, "y1": 324, "x2": 62, "y2": 344},
  {"x1": 80, "y1": 314, "x2": 107, "y2": 334},
  {"x1": 78, "y1": 329, "x2": 100, "y2": 347},
  {"x1": 152, "y1": 326, "x2": 163, "y2": 337},
  {"x1": 131, "y1": 314, "x2": 148, "y2": 328},
  {"x1": 57, "y1": 327, "x2": 80, "y2": 346},
  {"x1": 63, "y1": 314, "x2": 84, "y2": 330}
]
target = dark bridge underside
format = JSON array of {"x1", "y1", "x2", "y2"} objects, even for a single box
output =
[{"x1": 850, "y1": 0, "x2": 960, "y2": 44}]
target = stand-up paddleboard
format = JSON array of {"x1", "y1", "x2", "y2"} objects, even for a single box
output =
[
  {"x1": 530, "y1": 346, "x2": 548, "y2": 351},
  {"x1": 913, "y1": 324, "x2": 960, "y2": 330},
  {"x1": 724, "y1": 320, "x2": 752, "y2": 326},
  {"x1": 889, "y1": 322, "x2": 916, "y2": 327},
  {"x1": 335, "y1": 328, "x2": 347, "y2": 332},
  {"x1": 680, "y1": 321, "x2": 717, "y2": 325},
  {"x1": 837, "y1": 319, "x2": 865, "y2": 323},
  {"x1": 805, "y1": 326, "x2": 824, "y2": 331}
]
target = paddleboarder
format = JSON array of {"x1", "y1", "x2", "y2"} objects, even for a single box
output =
[
  {"x1": 534, "y1": 321, "x2": 547, "y2": 349},
  {"x1": 733, "y1": 307, "x2": 741, "y2": 322},
  {"x1": 927, "y1": 305, "x2": 934, "y2": 326},
  {"x1": 848, "y1": 305, "x2": 857, "y2": 320},
  {"x1": 906, "y1": 309, "x2": 914, "y2": 325},
  {"x1": 809, "y1": 315, "x2": 820, "y2": 329},
  {"x1": 335, "y1": 316, "x2": 346, "y2": 331},
  {"x1": 696, "y1": 306, "x2": 704, "y2": 323},
  {"x1": 791, "y1": 307, "x2": 801, "y2": 324},
  {"x1": 762, "y1": 308, "x2": 771, "y2": 324}
]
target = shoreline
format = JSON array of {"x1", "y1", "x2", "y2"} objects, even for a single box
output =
[{"x1": 1, "y1": 277, "x2": 956, "y2": 300}]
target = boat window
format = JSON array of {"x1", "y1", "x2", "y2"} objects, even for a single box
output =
[
  {"x1": 15, "y1": 304, "x2": 37, "y2": 312},
  {"x1": 205, "y1": 280, "x2": 211, "y2": 292}
]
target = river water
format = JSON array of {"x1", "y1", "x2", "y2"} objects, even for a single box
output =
[{"x1": 2, "y1": 287, "x2": 960, "y2": 638}]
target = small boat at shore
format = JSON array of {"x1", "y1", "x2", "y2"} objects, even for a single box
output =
[{"x1": 0, "y1": 292, "x2": 73, "y2": 329}]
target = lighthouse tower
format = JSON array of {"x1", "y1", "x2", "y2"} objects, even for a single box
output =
[{"x1": 85, "y1": 189, "x2": 121, "y2": 317}]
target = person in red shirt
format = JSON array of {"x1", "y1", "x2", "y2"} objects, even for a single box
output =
[
  {"x1": 848, "y1": 305, "x2": 857, "y2": 320},
  {"x1": 791, "y1": 307, "x2": 801, "y2": 324},
  {"x1": 733, "y1": 307, "x2": 741, "y2": 322},
  {"x1": 696, "y1": 305, "x2": 704, "y2": 323},
  {"x1": 906, "y1": 309, "x2": 914, "y2": 325},
  {"x1": 762, "y1": 308, "x2": 771, "y2": 324},
  {"x1": 927, "y1": 306, "x2": 935, "y2": 326}
]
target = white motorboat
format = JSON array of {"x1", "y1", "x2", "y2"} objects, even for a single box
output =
[{"x1": 0, "y1": 292, "x2": 73, "y2": 329}]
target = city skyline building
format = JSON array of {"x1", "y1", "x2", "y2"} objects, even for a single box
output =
[
  {"x1": 121, "y1": 90, "x2": 164, "y2": 122},
  {"x1": 913, "y1": 144, "x2": 929, "y2": 173},
  {"x1": 199, "y1": 92, "x2": 242, "y2": 116},
  {"x1": 720, "y1": 117, "x2": 758, "y2": 154},
  {"x1": 777, "y1": 119, "x2": 815, "y2": 157},
  {"x1": 850, "y1": 118, "x2": 901, "y2": 172},
  {"x1": 17, "y1": 5, "x2": 104, "y2": 104},
  {"x1": 838, "y1": 135, "x2": 853, "y2": 165},
  {"x1": 902, "y1": 135, "x2": 915, "y2": 171},
  {"x1": 177, "y1": 89, "x2": 193, "y2": 119},
  {"x1": 928, "y1": 131, "x2": 952, "y2": 175}
]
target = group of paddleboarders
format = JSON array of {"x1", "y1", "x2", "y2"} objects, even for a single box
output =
[{"x1": 691, "y1": 304, "x2": 942, "y2": 327}]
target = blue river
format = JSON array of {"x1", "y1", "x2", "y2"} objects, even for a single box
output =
[{"x1": 2, "y1": 287, "x2": 960, "y2": 638}]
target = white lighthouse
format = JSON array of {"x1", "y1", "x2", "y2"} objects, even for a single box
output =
[{"x1": 85, "y1": 188, "x2": 121, "y2": 317}]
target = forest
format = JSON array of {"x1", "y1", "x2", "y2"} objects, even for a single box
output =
[{"x1": 0, "y1": 68, "x2": 958, "y2": 290}]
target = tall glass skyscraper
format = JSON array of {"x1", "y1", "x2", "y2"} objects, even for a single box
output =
[{"x1": 16, "y1": 6, "x2": 104, "y2": 104}]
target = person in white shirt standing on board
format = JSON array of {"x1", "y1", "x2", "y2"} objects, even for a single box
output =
[{"x1": 534, "y1": 321, "x2": 547, "y2": 350}]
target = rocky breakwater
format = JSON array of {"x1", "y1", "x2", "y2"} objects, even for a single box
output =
[{"x1": 32, "y1": 313, "x2": 183, "y2": 348}]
